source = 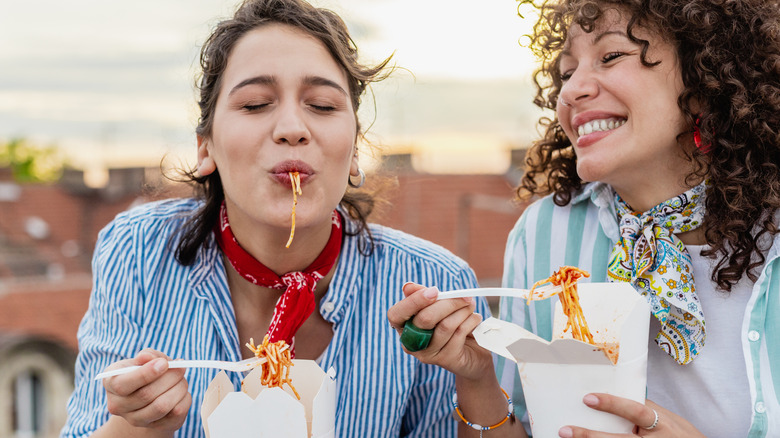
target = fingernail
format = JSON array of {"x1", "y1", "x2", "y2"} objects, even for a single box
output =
[
  {"x1": 402, "y1": 282, "x2": 414, "y2": 292},
  {"x1": 423, "y1": 286, "x2": 439, "y2": 299},
  {"x1": 153, "y1": 359, "x2": 167, "y2": 373},
  {"x1": 558, "y1": 426, "x2": 573, "y2": 438},
  {"x1": 583, "y1": 393, "x2": 599, "y2": 407},
  {"x1": 462, "y1": 296, "x2": 474, "y2": 304}
]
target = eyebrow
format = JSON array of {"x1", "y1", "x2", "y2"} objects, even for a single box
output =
[
  {"x1": 229, "y1": 75, "x2": 275, "y2": 96},
  {"x1": 302, "y1": 75, "x2": 348, "y2": 96},
  {"x1": 228, "y1": 74, "x2": 348, "y2": 96},
  {"x1": 560, "y1": 30, "x2": 629, "y2": 57}
]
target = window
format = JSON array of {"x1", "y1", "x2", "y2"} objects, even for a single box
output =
[{"x1": 12, "y1": 370, "x2": 45, "y2": 438}]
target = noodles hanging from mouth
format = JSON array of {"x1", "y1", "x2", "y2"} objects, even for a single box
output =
[{"x1": 285, "y1": 172, "x2": 302, "y2": 248}]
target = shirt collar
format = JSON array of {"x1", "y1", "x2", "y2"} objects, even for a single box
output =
[{"x1": 572, "y1": 182, "x2": 621, "y2": 241}]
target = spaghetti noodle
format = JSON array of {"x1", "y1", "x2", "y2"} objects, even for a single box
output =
[
  {"x1": 285, "y1": 171, "x2": 303, "y2": 248},
  {"x1": 528, "y1": 266, "x2": 594, "y2": 344},
  {"x1": 246, "y1": 335, "x2": 300, "y2": 399}
]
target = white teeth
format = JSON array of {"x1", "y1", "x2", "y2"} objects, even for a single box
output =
[{"x1": 577, "y1": 118, "x2": 626, "y2": 136}]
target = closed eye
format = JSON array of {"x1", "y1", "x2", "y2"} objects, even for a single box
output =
[
  {"x1": 602, "y1": 51, "x2": 626, "y2": 63},
  {"x1": 310, "y1": 104, "x2": 336, "y2": 112},
  {"x1": 243, "y1": 103, "x2": 269, "y2": 111}
]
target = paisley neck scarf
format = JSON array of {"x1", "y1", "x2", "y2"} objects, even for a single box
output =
[
  {"x1": 607, "y1": 182, "x2": 707, "y2": 365},
  {"x1": 213, "y1": 202, "x2": 343, "y2": 357}
]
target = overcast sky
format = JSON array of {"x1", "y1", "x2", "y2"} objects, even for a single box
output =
[{"x1": 0, "y1": 0, "x2": 545, "y2": 174}]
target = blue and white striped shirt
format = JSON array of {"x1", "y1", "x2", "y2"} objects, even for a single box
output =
[
  {"x1": 61, "y1": 198, "x2": 490, "y2": 438},
  {"x1": 497, "y1": 182, "x2": 780, "y2": 437}
]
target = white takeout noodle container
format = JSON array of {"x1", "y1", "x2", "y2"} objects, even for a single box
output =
[
  {"x1": 201, "y1": 360, "x2": 336, "y2": 438},
  {"x1": 474, "y1": 282, "x2": 650, "y2": 436}
]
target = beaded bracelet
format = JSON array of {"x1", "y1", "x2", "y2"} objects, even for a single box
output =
[{"x1": 452, "y1": 388, "x2": 514, "y2": 437}]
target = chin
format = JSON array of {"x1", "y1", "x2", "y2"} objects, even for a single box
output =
[{"x1": 575, "y1": 162, "x2": 608, "y2": 184}]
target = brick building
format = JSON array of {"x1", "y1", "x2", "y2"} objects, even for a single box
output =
[{"x1": 0, "y1": 152, "x2": 527, "y2": 437}]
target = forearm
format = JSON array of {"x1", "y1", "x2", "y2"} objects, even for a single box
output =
[
  {"x1": 90, "y1": 416, "x2": 175, "y2": 438},
  {"x1": 455, "y1": 375, "x2": 528, "y2": 438}
]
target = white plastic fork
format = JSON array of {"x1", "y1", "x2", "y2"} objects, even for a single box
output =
[
  {"x1": 436, "y1": 284, "x2": 563, "y2": 301},
  {"x1": 94, "y1": 357, "x2": 267, "y2": 381}
]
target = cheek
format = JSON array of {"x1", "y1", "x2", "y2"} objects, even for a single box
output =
[
  {"x1": 322, "y1": 118, "x2": 358, "y2": 156},
  {"x1": 557, "y1": 107, "x2": 575, "y2": 138}
]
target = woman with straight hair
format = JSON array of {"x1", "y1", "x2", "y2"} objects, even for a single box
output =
[{"x1": 62, "y1": 0, "x2": 489, "y2": 436}]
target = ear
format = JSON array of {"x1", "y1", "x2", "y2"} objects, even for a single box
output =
[
  {"x1": 349, "y1": 147, "x2": 360, "y2": 177},
  {"x1": 197, "y1": 135, "x2": 217, "y2": 177}
]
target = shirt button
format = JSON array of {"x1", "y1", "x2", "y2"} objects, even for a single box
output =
[
  {"x1": 748, "y1": 330, "x2": 760, "y2": 342},
  {"x1": 321, "y1": 301, "x2": 335, "y2": 312},
  {"x1": 755, "y1": 402, "x2": 766, "y2": 414}
]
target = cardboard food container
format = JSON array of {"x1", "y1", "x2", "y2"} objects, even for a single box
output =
[
  {"x1": 201, "y1": 360, "x2": 336, "y2": 438},
  {"x1": 474, "y1": 282, "x2": 650, "y2": 436}
]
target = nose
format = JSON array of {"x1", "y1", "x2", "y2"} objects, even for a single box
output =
[
  {"x1": 559, "y1": 67, "x2": 599, "y2": 107},
  {"x1": 273, "y1": 102, "x2": 310, "y2": 146}
]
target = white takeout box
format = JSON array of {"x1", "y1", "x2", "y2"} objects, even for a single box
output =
[
  {"x1": 474, "y1": 282, "x2": 650, "y2": 436},
  {"x1": 201, "y1": 360, "x2": 336, "y2": 438}
]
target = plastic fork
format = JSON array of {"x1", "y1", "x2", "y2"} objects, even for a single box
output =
[
  {"x1": 94, "y1": 357, "x2": 267, "y2": 381},
  {"x1": 436, "y1": 284, "x2": 563, "y2": 301}
]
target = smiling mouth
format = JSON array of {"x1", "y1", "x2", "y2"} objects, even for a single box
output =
[{"x1": 577, "y1": 118, "x2": 626, "y2": 136}]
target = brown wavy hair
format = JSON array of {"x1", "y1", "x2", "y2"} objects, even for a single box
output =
[
  {"x1": 517, "y1": 0, "x2": 780, "y2": 291},
  {"x1": 174, "y1": 0, "x2": 393, "y2": 265}
]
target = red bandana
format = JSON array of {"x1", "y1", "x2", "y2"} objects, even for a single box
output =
[{"x1": 213, "y1": 202, "x2": 342, "y2": 357}]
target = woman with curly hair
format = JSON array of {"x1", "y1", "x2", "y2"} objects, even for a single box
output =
[{"x1": 388, "y1": 0, "x2": 780, "y2": 436}]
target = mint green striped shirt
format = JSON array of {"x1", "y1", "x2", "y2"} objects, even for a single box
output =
[{"x1": 496, "y1": 182, "x2": 780, "y2": 437}]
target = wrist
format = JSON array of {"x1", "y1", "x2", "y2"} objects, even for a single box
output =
[
  {"x1": 460, "y1": 346, "x2": 496, "y2": 383},
  {"x1": 453, "y1": 378, "x2": 515, "y2": 435}
]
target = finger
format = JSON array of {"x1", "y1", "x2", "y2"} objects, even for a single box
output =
[
  {"x1": 102, "y1": 349, "x2": 167, "y2": 374},
  {"x1": 425, "y1": 305, "x2": 478, "y2": 354},
  {"x1": 438, "y1": 311, "x2": 483, "y2": 355},
  {"x1": 402, "y1": 282, "x2": 425, "y2": 297},
  {"x1": 104, "y1": 357, "x2": 170, "y2": 397},
  {"x1": 412, "y1": 294, "x2": 475, "y2": 330},
  {"x1": 106, "y1": 359, "x2": 185, "y2": 411},
  {"x1": 129, "y1": 367, "x2": 187, "y2": 412},
  {"x1": 559, "y1": 425, "x2": 631, "y2": 438},
  {"x1": 387, "y1": 286, "x2": 440, "y2": 329},
  {"x1": 147, "y1": 390, "x2": 193, "y2": 430},
  {"x1": 123, "y1": 377, "x2": 190, "y2": 427},
  {"x1": 583, "y1": 393, "x2": 655, "y2": 430}
]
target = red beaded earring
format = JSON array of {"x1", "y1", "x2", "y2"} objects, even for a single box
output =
[{"x1": 693, "y1": 117, "x2": 711, "y2": 153}]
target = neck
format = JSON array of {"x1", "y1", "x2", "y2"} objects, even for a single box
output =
[
  {"x1": 225, "y1": 254, "x2": 337, "y2": 306},
  {"x1": 613, "y1": 178, "x2": 708, "y2": 246},
  {"x1": 228, "y1": 213, "x2": 335, "y2": 276},
  {"x1": 613, "y1": 177, "x2": 704, "y2": 213}
]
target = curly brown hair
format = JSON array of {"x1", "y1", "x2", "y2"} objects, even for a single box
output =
[
  {"x1": 174, "y1": 0, "x2": 393, "y2": 265},
  {"x1": 517, "y1": 0, "x2": 780, "y2": 291}
]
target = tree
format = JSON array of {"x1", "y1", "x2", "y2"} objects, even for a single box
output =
[{"x1": 0, "y1": 138, "x2": 65, "y2": 183}]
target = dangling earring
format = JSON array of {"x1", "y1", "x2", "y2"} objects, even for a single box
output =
[
  {"x1": 693, "y1": 117, "x2": 711, "y2": 153},
  {"x1": 348, "y1": 168, "x2": 366, "y2": 188}
]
